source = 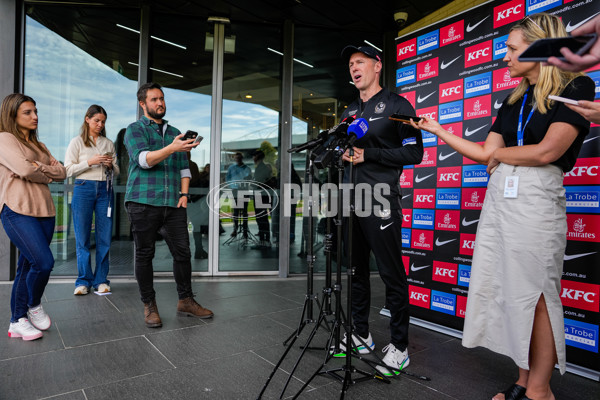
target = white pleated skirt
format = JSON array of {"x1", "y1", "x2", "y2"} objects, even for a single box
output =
[{"x1": 462, "y1": 162, "x2": 567, "y2": 374}]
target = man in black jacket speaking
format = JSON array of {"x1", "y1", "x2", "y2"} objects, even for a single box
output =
[{"x1": 338, "y1": 45, "x2": 423, "y2": 377}]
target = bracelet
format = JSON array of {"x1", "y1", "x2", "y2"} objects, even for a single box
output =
[{"x1": 179, "y1": 192, "x2": 190, "y2": 199}]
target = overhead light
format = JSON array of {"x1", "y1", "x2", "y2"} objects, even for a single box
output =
[
  {"x1": 207, "y1": 16, "x2": 230, "y2": 24},
  {"x1": 363, "y1": 40, "x2": 382, "y2": 52},
  {"x1": 128, "y1": 62, "x2": 183, "y2": 78},
  {"x1": 245, "y1": 93, "x2": 253, "y2": 99},
  {"x1": 267, "y1": 48, "x2": 314, "y2": 68},
  {"x1": 116, "y1": 24, "x2": 187, "y2": 50}
]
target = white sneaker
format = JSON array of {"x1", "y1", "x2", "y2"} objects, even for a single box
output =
[
  {"x1": 8, "y1": 318, "x2": 43, "y2": 341},
  {"x1": 376, "y1": 343, "x2": 410, "y2": 376},
  {"x1": 27, "y1": 304, "x2": 51, "y2": 330},
  {"x1": 74, "y1": 286, "x2": 89, "y2": 295},
  {"x1": 96, "y1": 284, "x2": 111, "y2": 293},
  {"x1": 331, "y1": 332, "x2": 375, "y2": 357}
]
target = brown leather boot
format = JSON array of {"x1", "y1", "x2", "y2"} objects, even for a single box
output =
[
  {"x1": 177, "y1": 297, "x2": 214, "y2": 319},
  {"x1": 144, "y1": 299, "x2": 162, "y2": 328}
]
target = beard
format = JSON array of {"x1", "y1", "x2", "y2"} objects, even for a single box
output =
[{"x1": 146, "y1": 105, "x2": 166, "y2": 120}]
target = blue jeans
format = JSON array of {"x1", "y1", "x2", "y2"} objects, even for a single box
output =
[
  {"x1": 1, "y1": 206, "x2": 55, "y2": 323},
  {"x1": 71, "y1": 180, "x2": 113, "y2": 289}
]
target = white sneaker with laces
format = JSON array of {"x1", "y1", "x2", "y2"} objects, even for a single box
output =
[
  {"x1": 331, "y1": 331, "x2": 375, "y2": 357},
  {"x1": 96, "y1": 284, "x2": 111, "y2": 293},
  {"x1": 27, "y1": 304, "x2": 51, "y2": 330},
  {"x1": 8, "y1": 318, "x2": 43, "y2": 341},
  {"x1": 74, "y1": 286, "x2": 88, "y2": 295},
  {"x1": 376, "y1": 343, "x2": 410, "y2": 376}
]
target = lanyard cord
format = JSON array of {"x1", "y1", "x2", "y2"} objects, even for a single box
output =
[{"x1": 517, "y1": 92, "x2": 536, "y2": 146}]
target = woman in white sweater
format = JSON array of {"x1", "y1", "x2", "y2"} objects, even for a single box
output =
[{"x1": 65, "y1": 105, "x2": 119, "y2": 295}]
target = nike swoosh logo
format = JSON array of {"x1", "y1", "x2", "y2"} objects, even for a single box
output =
[
  {"x1": 380, "y1": 222, "x2": 394, "y2": 230},
  {"x1": 402, "y1": 194, "x2": 412, "y2": 200},
  {"x1": 415, "y1": 173, "x2": 434, "y2": 183},
  {"x1": 466, "y1": 16, "x2": 489, "y2": 32},
  {"x1": 435, "y1": 238, "x2": 457, "y2": 246},
  {"x1": 417, "y1": 91, "x2": 436, "y2": 103},
  {"x1": 441, "y1": 55, "x2": 461, "y2": 69},
  {"x1": 410, "y1": 263, "x2": 431, "y2": 272},
  {"x1": 494, "y1": 100, "x2": 503, "y2": 110},
  {"x1": 369, "y1": 116, "x2": 383, "y2": 122},
  {"x1": 584, "y1": 136, "x2": 599, "y2": 144},
  {"x1": 439, "y1": 151, "x2": 457, "y2": 161},
  {"x1": 566, "y1": 12, "x2": 600, "y2": 32},
  {"x1": 462, "y1": 218, "x2": 479, "y2": 227},
  {"x1": 564, "y1": 252, "x2": 597, "y2": 261},
  {"x1": 465, "y1": 124, "x2": 488, "y2": 137}
]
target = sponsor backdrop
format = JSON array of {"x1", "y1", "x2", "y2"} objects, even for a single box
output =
[{"x1": 395, "y1": 0, "x2": 599, "y2": 374}]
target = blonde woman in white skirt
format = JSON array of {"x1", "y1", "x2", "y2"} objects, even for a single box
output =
[{"x1": 409, "y1": 13, "x2": 595, "y2": 400}]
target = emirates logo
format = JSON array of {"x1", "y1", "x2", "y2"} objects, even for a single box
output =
[
  {"x1": 419, "y1": 233, "x2": 426, "y2": 244},
  {"x1": 424, "y1": 63, "x2": 431, "y2": 73},
  {"x1": 471, "y1": 192, "x2": 479, "y2": 203},
  {"x1": 400, "y1": 174, "x2": 406, "y2": 183},
  {"x1": 503, "y1": 70, "x2": 511, "y2": 82},
  {"x1": 447, "y1": 126, "x2": 454, "y2": 133},
  {"x1": 423, "y1": 152, "x2": 430, "y2": 161},
  {"x1": 573, "y1": 218, "x2": 586, "y2": 233},
  {"x1": 444, "y1": 213, "x2": 451, "y2": 224},
  {"x1": 448, "y1": 27, "x2": 455, "y2": 38},
  {"x1": 473, "y1": 100, "x2": 481, "y2": 112}
]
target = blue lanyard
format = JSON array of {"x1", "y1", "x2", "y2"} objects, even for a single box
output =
[{"x1": 517, "y1": 92, "x2": 535, "y2": 146}]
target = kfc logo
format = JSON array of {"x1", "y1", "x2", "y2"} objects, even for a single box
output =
[
  {"x1": 494, "y1": 0, "x2": 524, "y2": 29},
  {"x1": 416, "y1": 105, "x2": 438, "y2": 121},
  {"x1": 465, "y1": 41, "x2": 492, "y2": 68},
  {"x1": 437, "y1": 166, "x2": 462, "y2": 187},
  {"x1": 402, "y1": 209, "x2": 412, "y2": 228},
  {"x1": 433, "y1": 260, "x2": 458, "y2": 284},
  {"x1": 409, "y1": 285, "x2": 431, "y2": 308},
  {"x1": 561, "y1": 280, "x2": 599, "y2": 312},
  {"x1": 460, "y1": 233, "x2": 476, "y2": 255},
  {"x1": 564, "y1": 158, "x2": 600, "y2": 186},
  {"x1": 439, "y1": 79, "x2": 464, "y2": 103},
  {"x1": 414, "y1": 189, "x2": 436, "y2": 208},
  {"x1": 397, "y1": 38, "x2": 417, "y2": 61}
]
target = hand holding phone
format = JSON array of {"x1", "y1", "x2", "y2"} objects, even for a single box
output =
[
  {"x1": 182, "y1": 130, "x2": 198, "y2": 141},
  {"x1": 389, "y1": 113, "x2": 423, "y2": 123},
  {"x1": 548, "y1": 95, "x2": 579, "y2": 105},
  {"x1": 518, "y1": 34, "x2": 597, "y2": 62}
]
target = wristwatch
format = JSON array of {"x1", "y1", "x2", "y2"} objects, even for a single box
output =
[{"x1": 179, "y1": 192, "x2": 190, "y2": 199}]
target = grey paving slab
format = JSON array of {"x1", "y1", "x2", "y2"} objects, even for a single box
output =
[
  {"x1": 41, "y1": 390, "x2": 87, "y2": 400},
  {"x1": 0, "y1": 326, "x2": 65, "y2": 361},
  {"x1": 83, "y1": 351, "x2": 305, "y2": 400},
  {"x1": 0, "y1": 336, "x2": 173, "y2": 399},
  {"x1": 145, "y1": 315, "x2": 293, "y2": 366}
]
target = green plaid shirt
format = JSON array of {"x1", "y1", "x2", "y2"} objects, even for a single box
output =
[{"x1": 124, "y1": 116, "x2": 189, "y2": 207}]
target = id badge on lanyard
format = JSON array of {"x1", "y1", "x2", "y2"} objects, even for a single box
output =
[{"x1": 504, "y1": 92, "x2": 534, "y2": 199}]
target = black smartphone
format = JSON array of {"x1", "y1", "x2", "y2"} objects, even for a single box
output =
[
  {"x1": 518, "y1": 34, "x2": 597, "y2": 62},
  {"x1": 389, "y1": 113, "x2": 422, "y2": 123},
  {"x1": 182, "y1": 130, "x2": 198, "y2": 141}
]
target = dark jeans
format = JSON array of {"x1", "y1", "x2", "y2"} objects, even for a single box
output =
[
  {"x1": 126, "y1": 202, "x2": 193, "y2": 303},
  {"x1": 346, "y1": 210, "x2": 409, "y2": 351},
  {"x1": 255, "y1": 193, "x2": 271, "y2": 241},
  {"x1": 1, "y1": 206, "x2": 55, "y2": 322},
  {"x1": 232, "y1": 189, "x2": 249, "y2": 234}
]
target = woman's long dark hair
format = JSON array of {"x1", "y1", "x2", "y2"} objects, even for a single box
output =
[
  {"x1": 0, "y1": 93, "x2": 50, "y2": 156},
  {"x1": 80, "y1": 104, "x2": 107, "y2": 147}
]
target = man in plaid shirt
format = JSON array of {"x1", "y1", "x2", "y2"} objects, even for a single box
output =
[{"x1": 125, "y1": 82, "x2": 213, "y2": 328}]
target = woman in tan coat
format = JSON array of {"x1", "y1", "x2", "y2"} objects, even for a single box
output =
[{"x1": 0, "y1": 94, "x2": 66, "y2": 340}]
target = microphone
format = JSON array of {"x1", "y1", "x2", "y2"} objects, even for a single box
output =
[
  {"x1": 287, "y1": 130, "x2": 329, "y2": 153},
  {"x1": 345, "y1": 118, "x2": 368, "y2": 147},
  {"x1": 327, "y1": 116, "x2": 356, "y2": 137}
]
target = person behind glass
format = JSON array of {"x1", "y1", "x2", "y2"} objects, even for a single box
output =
[
  {"x1": 0, "y1": 94, "x2": 66, "y2": 341},
  {"x1": 251, "y1": 149, "x2": 273, "y2": 248},
  {"x1": 124, "y1": 82, "x2": 213, "y2": 328},
  {"x1": 409, "y1": 13, "x2": 595, "y2": 400},
  {"x1": 187, "y1": 155, "x2": 208, "y2": 259},
  {"x1": 226, "y1": 152, "x2": 252, "y2": 238},
  {"x1": 338, "y1": 45, "x2": 423, "y2": 376},
  {"x1": 65, "y1": 105, "x2": 119, "y2": 296}
]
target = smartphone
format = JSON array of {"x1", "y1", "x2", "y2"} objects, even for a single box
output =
[
  {"x1": 192, "y1": 135, "x2": 203, "y2": 145},
  {"x1": 518, "y1": 34, "x2": 597, "y2": 62},
  {"x1": 389, "y1": 113, "x2": 422, "y2": 123},
  {"x1": 182, "y1": 130, "x2": 198, "y2": 141},
  {"x1": 548, "y1": 95, "x2": 579, "y2": 105},
  {"x1": 103, "y1": 152, "x2": 113, "y2": 157}
]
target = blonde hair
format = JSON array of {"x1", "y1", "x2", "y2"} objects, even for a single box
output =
[
  {"x1": 0, "y1": 93, "x2": 50, "y2": 157},
  {"x1": 80, "y1": 104, "x2": 107, "y2": 147},
  {"x1": 507, "y1": 13, "x2": 584, "y2": 113}
]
